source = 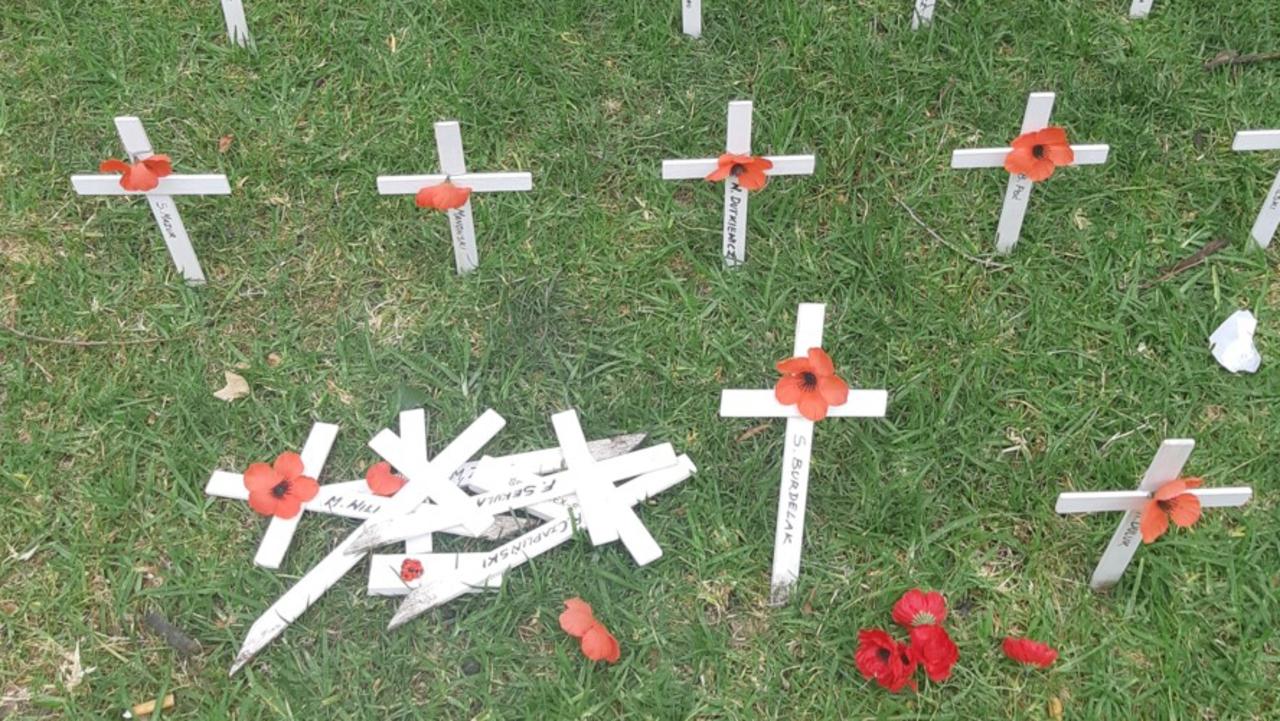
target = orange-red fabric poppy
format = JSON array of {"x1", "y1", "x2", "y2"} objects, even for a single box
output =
[
  {"x1": 243, "y1": 451, "x2": 319, "y2": 519},
  {"x1": 1139, "y1": 477, "x2": 1204, "y2": 544},
  {"x1": 365, "y1": 461, "x2": 407, "y2": 497},
  {"x1": 558, "y1": 597, "x2": 620, "y2": 664},
  {"x1": 99, "y1": 155, "x2": 173, "y2": 192},
  {"x1": 415, "y1": 180, "x2": 471, "y2": 211},
  {"x1": 1004, "y1": 127, "x2": 1074, "y2": 182},
  {"x1": 892, "y1": 589, "x2": 948, "y2": 629},
  {"x1": 774, "y1": 347, "x2": 850, "y2": 422},
  {"x1": 705, "y1": 153, "x2": 774, "y2": 191},
  {"x1": 1002, "y1": 637, "x2": 1058, "y2": 668}
]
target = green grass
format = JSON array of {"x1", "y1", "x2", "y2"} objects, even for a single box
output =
[{"x1": 2, "y1": 0, "x2": 1279, "y2": 718}]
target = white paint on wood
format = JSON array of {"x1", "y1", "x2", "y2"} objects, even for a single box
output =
[
  {"x1": 220, "y1": 0, "x2": 252, "y2": 47},
  {"x1": 367, "y1": 552, "x2": 502, "y2": 596},
  {"x1": 254, "y1": 423, "x2": 339, "y2": 569},
  {"x1": 71, "y1": 116, "x2": 231, "y2": 283},
  {"x1": 950, "y1": 145, "x2": 1110, "y2": 169},
  {"x1": 682, "y1": 0, "x2": 701, "y2": 37},
  {"x1": 719, "y1": 390, "x2": 889, "y2": 418},
  {"x1": 1129, "y1": 0, "x2": 1154, "y2": 18},
  {"x1": 661, "y1": 155, "x2": 816, "y2": 179},
  {"x1": 1055, "y1": 487, "x2": 1254, "y2": 513},
  {"x1": 911, "y1": 0, "x2": 936, "y2": 29},
  {"x1": 1232, "y1": 130, "x2": 1280, "y2": 249}
]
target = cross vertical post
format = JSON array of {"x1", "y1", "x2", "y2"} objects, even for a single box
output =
[
  {"x1": 220, "y1": 0, "x2": 252, "y2": 47},
  {"x1": 1129, "y1": 0, "x2": 1155, "y2": 19},
  {"x1": 1232, "y1": 129, "x2": 1280, "y2": 249},
  {"x1": 911, "y1": 0, "x2": 937, "y2": 29},
  {"x1": 682, "y1": 0, "x2": 702, "y2": 37},
  {"x1": 254, "y1": 422, "x2": 339, "y2": 569}
]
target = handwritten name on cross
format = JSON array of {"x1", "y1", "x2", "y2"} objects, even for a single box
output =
[
  {"x1": 1055, "y1": 439, "x2": 1253, "y2": 591},
  {"x1": 662, "y1": 101, "x2": 816, "y2": 266},
  {"x1": 71, "y1": 117, "x2": 231, "y2": 283},
  {"x1": 911, "y1": 0, "x2": 936, "y2": 29},
  {"x1": 1232, "y1": 129, "x2": 1280, "y2": 249},
  {"x1": 719, "y1": 303, "x2": 888, "y2": 605},
  {"x1": 1129, "y1": 0, "x2": 1155, "y2": 18},
  {"x1": 377, "y1": 121, "x2": 532, "y2": 275},
  {"x1": 682, "y1": 0, "x2": 701, "y2": 37},
  {"x1": 220, "y1": 0, "x2": 252, "y2": 47},
  {"x1": 950, "y1": 92, "x2": 1110, "y2": 254}
]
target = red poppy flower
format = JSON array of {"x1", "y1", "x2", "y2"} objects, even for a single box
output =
[
  {"x1": 909, "y1": 625, "x2": 959, "y2": 682},
  {"x1": 414, "y1": 180, "x2": 471, "y2": 211},
  {"x1": 1002, "y1": 637, "x2": 1058, "y2": 668},
  {"x1": 1004, "y1": 127, "x2": 1074, "y2": 182},
  {"x1": 99, "y1": 155, "x2": 173, "y2": 192},
  {"x1": 892, "y1": 589, "x2": 948, "y2": 629},
  {"x1": 559, "y1": 598, "x2": 621, "y2": 664},
  {"x1": 705, "y1": 153, "x2": 774, "y2": 191},
  {"x1": 400, "y1": 558, "x2": 424, "y2": 582},
  {"x1": 774, "y1": 347, "x2": 850, "y2": 422},
  {"x1": 854, "y1": 629, "x2": 917, "y2": 693},
  {"x1": 242, "y1": 451, "x2": 319, "y2": 519},
  {"x1": 365, "y1": 461, "x2": 407, "y2": 497},
  {"x1": 1139, "y1": 477, "x2": 1203, "y2": 544}
]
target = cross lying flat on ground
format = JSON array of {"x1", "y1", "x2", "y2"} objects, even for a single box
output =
[
  {"x1": 1055, "y1": 439, "x2": 1253, "y2": 591},
  {"x1": 1130, "y1": 0, "x2": 1155, "y2": 19},
  {"x1": 1232, "y1": 129, "x2": 1280, "y2": 249},
  {"x1": 719, "y1": 303, "x2": 888, "y2": 605},
  {"x1": 71, "y1": 117, "x2": 231, "y2": 283},
  {"x1": 377, "y1": 121, "x2": 532, "y2": 275},
  {"x1": 950, "y1": 92, "x2": 1110, "y2": 254},
  {"x1": 682, "y1": 0, "x2": 701, "y2": 37},
  {"x1": 912, "y1": 0, "x2": 936, "y2": 29},
  {"x1": 220, "y1": 0, "x2": 251, "y2": 47},
  {"x1": 662, "y1": 101, "x2": 816, "y2": 266}
]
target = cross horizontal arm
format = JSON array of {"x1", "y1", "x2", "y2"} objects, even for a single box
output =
[
  {"x1": 376, "y1": 173, "x2": 533, "y2": 195},
  {"x1": 1233, "y1": 130, "x2": 1280, "y2": 152},
  {"x1": 719, "y1": 389, "x2": 888, "y2": 418},
  {"x1": 1055, "y1": 487, "x2": 1253, "y2": 513},
  {"x1": 661, "y1": 155, "x2": 816, "y2": 180},
  {"x1": 950, "y1": 145, "x2": 1110, "y2": 169},
  {"x1": 71, "y1": 174, "x2": 232, "y2": 196}
]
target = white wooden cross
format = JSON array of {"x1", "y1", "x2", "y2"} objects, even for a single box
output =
[
  {"x1": 719, "y1": 303, "x2": 888, "y2": 605},
  {"x1": 682, "y1": 0, "x2": 701, "y2": 37},
  {"x1": 377, "y1": 121, "x2": 532, "y2": 275},
  {"x1": 950, "y1": 92, "x2": 1110, "y2": 254},
  {"x1": 1129, "y1": 0, "x2": 1155, "y2": 19},
  {"x1": 911, "y1": 0, "x2": 936, "y2": 29},
  {"x1": 220, "y1": 0, "x2": 252, "y2": 47},
  {"x1": 1232, "y1": 129, "x2": 1280, "y2": 249},
  {"x1": 71, "y1": 117, "x2": 231, "y2": 283},
  {"x1": 662, "y1": 101, "x2": 816, "y2": 266},
  {"x1": 1055, "y1": 439, "x2": 1253, "y2": 591}
]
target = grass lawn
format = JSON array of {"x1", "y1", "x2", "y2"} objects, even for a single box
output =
[{"x1": 2, "y1": 0, "x2": 1279, "y2": 718}]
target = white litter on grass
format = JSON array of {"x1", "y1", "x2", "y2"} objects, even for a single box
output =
[{"x1": 1209, "y1": 310, "x2": 1262, "y2": 374}]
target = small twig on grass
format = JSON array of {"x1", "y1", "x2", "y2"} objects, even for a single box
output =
[
  {"x1": 1204, "y1": 50, "x2": 1280, "y2": 71},
  {"x1": 892, "y1": 195, "x2": 1012, "y2": 271},
  {"x1": 1138, "y1": 237, "x2": 1231, "y2": 291},
  {"x1": 0, "y1": 325, "x2": 188, "y2": 347},
  {"x1": 141, "y1": 611, "x2": 202, "y2": 656}
]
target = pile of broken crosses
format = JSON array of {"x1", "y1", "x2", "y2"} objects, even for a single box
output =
[{"x1": 207, "y1": 407, "x2": 694, "y2": 674}]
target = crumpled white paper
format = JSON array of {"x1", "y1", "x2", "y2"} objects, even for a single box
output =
[{"x1": 1209, "y1": 310, "x2": 1262, "y2": 374}]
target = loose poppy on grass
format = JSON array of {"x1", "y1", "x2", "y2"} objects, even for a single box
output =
[
  {"x1": 1004, "y1": 127, "x2": 1074, "y2": 182},
  {"x1": 399, "y1": 559, "x2": 424, "y2": 582},
  {"x1": 705, "y1": 153, "x2": 773, "y2": 191},
  {"x1": 243, "y1": 451, "x2": 319, "y2": 519},
  {"x1": 1139, "y1": 477, "x2": 1204, "y2": 543},
  {"x1": 1002, "y1": 637, "x2": 1058, "y2": 668},
  {"x1": 892, "y1": 589, "x2": 948, "y2": 629},
  {"x1": 99, "y1": 155, "x2": 173, "y2": 192},
  {"x1": 365, "y1": 461, "x2": 407, "y2": 497},
  {"x1": 559, "y1": 598, "x2": 620, "y2": 664},
  {"x1": 909, "y1": 625, "x2": 959, "y2": 682},
  {"x1": 774, "y1": 347, "x2": 850, "y2": 422},
  {"x1": 854, "y1": 629, "x2": 917, "y2": 693},
  {"x1": 414, "y1": 180, "x2": 471, "y2": 211}
]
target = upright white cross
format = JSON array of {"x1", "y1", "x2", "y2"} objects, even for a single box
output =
[
  {"x1": 220, "y1": 0, "x2": 252, "y2": 47},
  {"x1": 1232, "y1": 129, "x2": 1280, "y2": 249},
  {"x1": 1055, "y1": 439, "x2": 1253, "y2": 591},
  {"x1": 682, "y1": 0, "x2": 702, "y2": 37},
  {"x1": 1129, "y1": 0, "x2": 1155, "y2": 18},
  {"x1": 719, "y1": 303, "x2": 888, "y2": 605},
  {"x1": 662, "y1": 101, "x2": 816, "y2": 266},
  {"x1": 950, "y1": 92, "x2": 1110, "y2": 254},
  {"x1": 911, "y1": 0, "x2": 936, "y2": 29},
  {"x1": 377, "y1": 121, "x2": 532, "y2": 275},
  {"x1": 71, "y1": 117, "x2": 231, "y2": 284}
]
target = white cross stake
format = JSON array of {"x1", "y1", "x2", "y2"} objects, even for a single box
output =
[
  {"x1": 911, "y1": 0, "x2": 937, "y2": 29},
  {"x1": 377, "y1": 121, "x2": 532, "y2": 275},
  {"x1": 1232, "y1": 129, "x2": 1280, "y2": 249},
  {"x1": 220, "y1": 0, "x2": 252, "y2": 47},
  {"x1": 71, "y1": 117, "x2": 231, "y2": 283},
  {"x1": 1129, "y1": 0, "x2": 1155, "y2": 19},
  {"x1": 662, "y1": 101, "x2": 816, "y2": 266},
  {"x1": 1055, "y1": 439, "x2": 1253, "y2": 591},
  {"x1": 950, "y1": 92, "x2": 1110, "y2": 254},
  {"x1": 719, "y1": 303, "x2": 888, "y2": 605},
  {"x1": 682, "y1": 0, "x2": 702, "y2": 37}
]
